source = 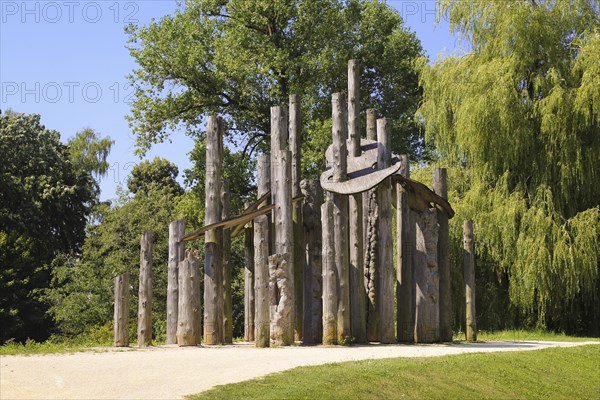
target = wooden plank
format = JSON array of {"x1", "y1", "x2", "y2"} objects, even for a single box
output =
[{"x1": 393, "y1": 174, "x2": 455, "y2": 218}]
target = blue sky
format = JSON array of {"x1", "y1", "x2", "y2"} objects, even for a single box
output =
[{"x1": 1, "y1": 0, "x2": 460, "y2": 201}]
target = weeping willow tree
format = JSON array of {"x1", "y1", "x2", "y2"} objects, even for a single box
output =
[{"x1": 417, "y1": 0, "x2": 600, "y2": 334}]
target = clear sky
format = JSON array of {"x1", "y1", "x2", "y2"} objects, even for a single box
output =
[{"x1": 1, "y1": 0, "x2": 460, "y2": 202}]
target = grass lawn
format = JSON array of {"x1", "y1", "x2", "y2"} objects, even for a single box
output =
[
  {"x1": 459, "y1": 329, "x2": 599, "y2": 343},
  {"x1": 188, "y1": 344, "x2": 600, "y2": 400}
]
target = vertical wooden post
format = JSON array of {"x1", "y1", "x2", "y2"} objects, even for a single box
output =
[
  {"x1": 364, "y1": 108, "x2": 378, "y2": 341},
  {"x1": 321, "y1": 199, "x2": 337, "y2": 345},
  {"x1": 290, "y1": 94, "x2": 303, "y2": 341},
  {"x1": 348, "y1": 60, "x2": 366, "y2": 343},
  {"x1": 114, "y1": 272, "x2": 130, "y2": 347},
  {"x1": 167, "y1": 219, "x2": 185, "y2": 345},
  {"x1": 434, "y1": 168, "x2": 452, "y2": 342},
  {"x1": 221, "y1": 181, "x2": 233, "y2": 344},
  {"x1": 332, "y1": 92, "x2": 351, "y2": 343},
  {"x1": 244, "y1": 203, "x2": 255, "y2": 342},
  {"x1": 301, "y1": 180, "x2": 323, "y2": 344},
  {"x1": 138, "y1": 230, "x2": 153, "y2": 347},
  {"x1": 255, "y1": 156, "x2": 271, "y2": 348},
  {"x1": 396, "y1": 155, "x2": 413, "y2": 343},
  {"x1": 204, "y1": 115, "x2": 223, "y2": 345},
  {"x1": 177, "y1": 249, "x2": 201, "y2": 346},
  {"x1": 413, "y1": 209, "x2": 439, "y2": 343},
  {"x1": 377, "y1": 118, "x2": 394, "y2": 344},
  {"x1": 272, "y1": 149, "x2": 294, "y2": 345},
  {"x1": 464, "y1": 220, "x2": 477, "y2": 342}
]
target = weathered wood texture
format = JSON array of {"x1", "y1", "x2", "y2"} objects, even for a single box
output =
[
  {"x1": 347, "y1": 60, "x2": 366, "y2": 343},
  {"x1": 413, "y1": 208, "x2": 440, "y2": 343},
  {"x1": 290, "y1": 94, "x2": 303, "y2": 341},
  {"x1": 138, "y1": 230, "x2": 153, "y2": 347},
  {"x1": 396, "y1": 155, "x2": 413, "y2": 343},
  {"x1": 365, "y1": 188, "x2": 379, "y2": 341},
  {"x1": 269, "y1": 253, "x2": 294, "y2": 346},
  {"x1": 177, "y1": 250, "x2": 201, "y2": 346},
  {"x1": 221, "y1": 181, "x2": 233, "y2": 344},
  {"x1": 332, "y1": 92, "x2": 350, "y2": 343},
  {"x1": 114, "y1": 272, "x2": 130, "y2": 347},
  {"x1": 254, "y1": 156, "x2": 271, "y2": 347},
  {"x1": 167, "y1": 219, "x2": 185, "y2": 345},
  {"x1": 434, "y1": 168, "x2": 452, "y2": 342},
  {"x1": 321, "y1": 200, "x2": 337, "y2": 345},
  {"x1": 204, "y1": 115, "x2": 223, "y2": 345},
  {"x1": 244, "y1": 202, "x2": 255, "y2": 342},
  {"x1": 272, "y1": 150, "x2": 294, "y2": 345},
  {"x1": 301, "y1": 180, "x2": 323, "y2": 344},
  {"x1": 463, "y1": 220, "x2": 477, "y2": 342},
  {"x1": 348, "y1": 59, "x2": 361, "y2": 157},
  {"x1": 377, "y1": 118, "x2": 395, "y2": 344}
]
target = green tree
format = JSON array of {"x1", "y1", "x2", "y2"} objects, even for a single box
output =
[
  {"x1": 0, "y1": 111, "x2": 112, "y2": 342},
  {"x1": 417, "y1": 0, "x2": 599, "y2": 333},
  {"x1": 125, "y1": 0, "x2": 423, "y2": 165},
  {"x1": 127, "y1": 157, "x2": 185, "y2": 196}
]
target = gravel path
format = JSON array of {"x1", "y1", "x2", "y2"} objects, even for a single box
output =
[{"x1": 1, "y1": 341, "x2": 597, "y2": 400}]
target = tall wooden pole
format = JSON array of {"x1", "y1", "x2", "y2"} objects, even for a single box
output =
[
  {"x1": 301, "y1": 180, "x2": 323, "y2": 344},
  {"x1": 272, "y1": 150, "x2": 294, "y2": 345},
  {"x1": 255, "y1": 156, "x2": 270, "y2": 347},
  {"x1": 377, "y1": 118, "x2": 394, "y2": 344},
  {"x1": 167, "y1": 219, "x2": 185, "y2": 345},
  {"x1": 464, "y1": 220, "x2": 477, "y2": 342},
  {"x1": 332, "y1": 92, "x2": 351, "y2": 343},
  {"x1": 138, "y1": 230, "x2": 153, "y2": 347},
  {"x1": 348, "y1": 60, "x2": 366, "y2": 343},
  {"x1": 204, "y1": 115, "x2": 223, "y2": 345},
  {"x1": 114, "y1": 272, "x2": 130, "y2": 347},
  {"x1": 364, "y1": 108, "x2": 379, "y2": 341},
  {"x1": 434, "y1": 168, "x2": 452, "y2": 342},
  {"x1": 396, "y1": 155, "x2": 413, "y2": 342},
  {"x1": 413, "y1": 209, "x2": 439, "y2": 343},
  {"x1": 221, "y1": 181, "x2": 233, "y2": 343},
  {"x1": 244, "y1": 202, "x2": 255, "y2": 342},
  {"x1": 321, "y1": 199, "x2": 337, "y2": 345},
  {"x1": 290, "y1": 94, "x2": 303, "y2": 341},
  {"x1": 177, "y1": 249, "x2": 201, "y2": 346}
]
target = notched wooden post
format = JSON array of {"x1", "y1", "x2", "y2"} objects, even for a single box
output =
[
  {"x1": 396, "y1": 155, "x2": 413, "y2": 343},
  {"x1": 244, "y1": 202, "x2": 255, "y2": 342},
  {"x1": 138, "y1": 230, "x2": 153, "y2": 347},
  {"x1": 434, "y1": 168, "x2": 452, "y2": 342},
  {"x1": 114, "y1": 272, "x2": 130, "y2": 347},
  {"x1": 177, "y1": 249, "x2": 201, "y2": 346},
  {"x1": 321, "y1": 199, "x2": 337, "y2": 345},
  {"x1": 221, "y1": 181, "x2": 233, "y2": 344},
  {"x1": 254, "y1": 156, "x2": 270, "y2": 348}
]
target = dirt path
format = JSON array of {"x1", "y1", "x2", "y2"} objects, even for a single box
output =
[{"x1": 1, "y1": 341, "x2": 597, "y2": 399}]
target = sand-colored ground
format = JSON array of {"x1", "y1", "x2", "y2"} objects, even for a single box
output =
[{"x1": 1, "y1": 341, "x2": 597, "y2": 399}]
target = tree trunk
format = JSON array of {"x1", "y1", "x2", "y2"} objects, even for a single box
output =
[
  {"x1": 377, "y1": 118, "x2": 394, "y2": 344},
  {"x1": 301, "y1": 180, "x2": 323, "y2": 345},
  {"x1": 255, "y1": 156, "x2": 271, "y2": 348},
  {"x1": 413, "y1": 209, "x2": 439, "y2": 343},
  {"x1": 221, "y1": 181, "x2": 232, "y2": 344},
  {"x1": 366, "y1": 109, "x2": 376, "y2": 141},
  {"x1": 464, "y1": 220, "x2": 477, "y2": 342},
  {"x1": 244, "y1": 204, "x2": 255, "y2": 342},
  {"x1": 321, "y1": 199, "x2": 337, "y2": 345},
  {"x1": 204, "y1": 115, "x2": 223, "y2": 345},
  {"x1": 348, "y1": 59, "x2": 361, "y2": 157},
  {"x1": 114, "y1": 272, "x2": 130, "y2": 347},
  {"x1": 272, "y1": 149, "x2": 294, "y2": 345},
  {"x1": 177, "y1": 250, "x2": 201, "y2": 346},
  {"x1": 365, "y1": 188, "x2": 379, "y2": 342},
  {"x1": 434, "y1": 168, "x2": 452, "y2": 342},
  {"x1": 396, "y1": 155, "x2": 413, "y2": 343},
  {"x1": 167, "y1": 219, "x2": 185, "y2": 345},
  {"x1": 332, "y1": 92, "x2": 350, "y2": 343},
  {"x1": 290, "y1": 94, "x2": 303, "y2": 342},
  {"x1": 137, "y1": 230, "x2": 153, "y2": 347}
]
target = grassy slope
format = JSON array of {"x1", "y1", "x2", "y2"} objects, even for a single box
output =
[{"x1": 189, "y1": 345, "x2": 600, "y2": 400}]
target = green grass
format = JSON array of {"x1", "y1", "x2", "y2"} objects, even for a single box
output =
[
  {"x1": 456, "y1": 329, "x2": 599, "y2": 342},
  {"x1": 189, "y1": 345, "x2": 600, "y2": 400}
]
